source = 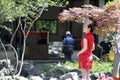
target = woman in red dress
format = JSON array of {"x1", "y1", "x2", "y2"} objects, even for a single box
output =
[{"x1": 77, "y1": 23, "x2": 95, "y2": 80}]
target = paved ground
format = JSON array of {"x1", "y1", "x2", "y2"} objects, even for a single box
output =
[
  {"x1": 71, "y1": 50, "x2": 79, "y2": 61},
  {"x1": 0, "y1": 51, "x2": 15, "y2": 60},
  {"x1": 0, "y1": 50, "x2": 79, "y2": 63}
]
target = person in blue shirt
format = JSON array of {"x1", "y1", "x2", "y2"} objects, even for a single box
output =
[{"x1": 62, "y1": 31, "x2": 74, "y2": 62}]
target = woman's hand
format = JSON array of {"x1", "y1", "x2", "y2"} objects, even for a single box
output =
[{"x1": 77, "y1": 52, "x2": 80, "y2": 58}]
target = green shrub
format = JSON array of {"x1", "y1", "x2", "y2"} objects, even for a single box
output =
[{"x1": 42, "y1": 60, "x2": 113, "y2": 73}]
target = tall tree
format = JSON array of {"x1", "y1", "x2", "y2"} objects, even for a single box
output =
[
  {"x1": 58, "y1": 0, "x2": 120, "y2": 34},
  {"x1": 0, "y1": 0, "x2": 68, "y2": 77}
]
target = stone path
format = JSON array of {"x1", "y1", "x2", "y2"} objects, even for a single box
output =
[{"x1": 0, "y1": 51, "x2": 15, "y2": 62}]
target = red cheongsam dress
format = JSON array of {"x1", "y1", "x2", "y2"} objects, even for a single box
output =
[{"x1": 78, "y1": 32, "x2": 94, "y2": 69}]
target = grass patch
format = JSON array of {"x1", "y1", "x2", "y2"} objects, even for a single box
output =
[
  {"x1": 92, "y1": 60, "x2": 113, "y2": 73},
  {"x1": 42, "y1": 60, "x2": 113, "y2": 73}
]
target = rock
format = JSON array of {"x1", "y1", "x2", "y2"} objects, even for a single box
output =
[
  {"x1": 20, "y1": 62, "x2": 33, "y2": 77},
  {"x1": 21, "y1": 69, "x2": 29, "y2": 77},
  {"x1": 105, "y1": 72, "x2": 112, "y2": 77},
  {"x1": 90, "y1": 72, "x2": 99, "y2": 80},
  {"x1": 0, "y1": 61, "x2": 113, "y2": 80},
  {"x1": 44, "y1": 68, "x2": 65, "y2": 79},
  {"x1": 29, "y1": 76, "x2": 43, "y2": 80},
  {"x1": 52, "y1": 69, "x2": 65, "y2": 78},
  {"x1": 69, "y1": 69, "x2": 81, "y2": 76},
  {"x1": 99, "y1": 71, "x2": 105, "y2": 76},
  {"x1": 0, "y1": 59, "x2": 11, "y2": 70},
  {"x1": 14, "y1": 76, "x2": 29, "y2": 80},
  {"x1": 2, "y1": 60, "x2": 9, "y2": 68},
  {"x1": 30, "y1": 64, "x2": 45, "y2": 76},
  {"x1": 49, "y1": 77, "x2": 58, "y2": 80},
  {"x1": 44, "y1": 72, "x2": 54, "y2": 80},
  {"x1": 60, "y1": 72, "x2": 79, "y2": 80},
  {"x1": 0, "y1": 76, "x2": 29, "y2": 80}
]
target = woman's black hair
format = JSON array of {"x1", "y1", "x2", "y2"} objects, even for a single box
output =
[
  {"x1": 88, "y1": 21, "x2": 97, "y2": 33},
  {"x1": 88, "y1": 23, "x2": 94, "y2": 33}
]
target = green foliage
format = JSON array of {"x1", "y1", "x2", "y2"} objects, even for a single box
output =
[
  {"x1": 0, "y1": 0, "x2": 49, "y2": 22},
  {"x1": 106, "y1": 0, "x2": 114, "y2": 5},
  {"x1": 0, "y1": 0, "x2": 69, "y2": 76},
  {"x1": 42, "y1": 65, "x2": 69, "y2": 72},
  {"x1": 36, "y1": 20, "x2": 57, "y2": 34},
  {"x1": 0, "y1": 0, "x2": 15, "y2": 23},
  {"x1": 0, "y1": 25, "x2": 11, "y2": 34},
  {"x1": 64, "y1": 61, "x2": 78, "y2": 69},
  {"x1": 42, "y1": 61, "x2": 112, "y2": 73},
  {"x1": 0, "y1": 0, "x2": 68, "y2": 25},
  {"x1": 42, "y1": 62, "x2": 70, "y2": 72},
  {"x1": 49, "y1": 0, "x2": 69, "y2": 7},
  {"x1": 0, "y1": 0, "x2": 68, "y2": 42},
  {"x1": 92, "y1": 60, "x2": 112, "y2": 73}
]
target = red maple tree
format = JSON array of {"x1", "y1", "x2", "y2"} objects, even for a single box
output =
[{"x1": 58, "y1": 0, "x2": 120, "y2": 34}]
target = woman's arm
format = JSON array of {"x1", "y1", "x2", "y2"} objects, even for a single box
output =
[
  {"x1": 92, "y1": 43, "x2": 95, "y2": 51},
  {"x1": 77, "y1": 38, "x2": 87, "y2": 57}
]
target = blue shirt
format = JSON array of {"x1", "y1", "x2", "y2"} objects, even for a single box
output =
[{"x1": 62, "y1": 36, "x2": 74, "y2": 48}]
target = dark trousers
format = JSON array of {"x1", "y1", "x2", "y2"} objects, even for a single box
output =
[{"x1": 62, "y1": 47, "x2": 73, "y2": 62}]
